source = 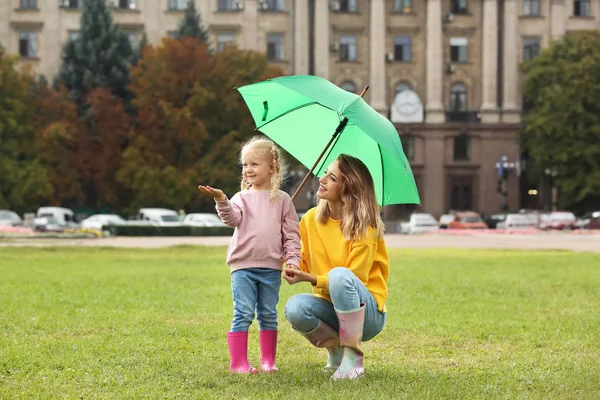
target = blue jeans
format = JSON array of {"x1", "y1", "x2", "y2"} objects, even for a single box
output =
[
  {"x1": 284, "y1": 267, "x2": 387, "y2": 341},
  {"x1": 230, "y1": 268, "x2": 281, "y2": 332}
]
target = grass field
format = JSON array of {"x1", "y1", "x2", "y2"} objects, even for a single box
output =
[{"x1": 1, "y1": 246, "x2": 599, "y2": 399}]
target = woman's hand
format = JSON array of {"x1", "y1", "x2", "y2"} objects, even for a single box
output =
[
  {"x1": 283, "y1": 267, "x2": 316, "y2": 285},
  {"x1": 198, "y1": 185, "x2": 227, "y2": 202}
]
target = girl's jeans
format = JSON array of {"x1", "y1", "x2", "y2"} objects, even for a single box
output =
[
  {"x1": 230, "y1": 268, "x2": 281, "y2": 332},
  {"x1": 284, "y1": 267, "x2": 386, "y2": 341}
]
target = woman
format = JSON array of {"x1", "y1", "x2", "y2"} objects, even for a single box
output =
[{"x1": 283, "y1": 154, "x2": 389, "y2": 380}]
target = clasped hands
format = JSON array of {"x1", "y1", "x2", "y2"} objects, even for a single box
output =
[{"x1": 283, "y1": 264, "x2": 315, "y2": 285}]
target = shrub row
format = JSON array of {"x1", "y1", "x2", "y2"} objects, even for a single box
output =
[{"x1": 102, "y1": 225, "x2": 234, "y2": 237}]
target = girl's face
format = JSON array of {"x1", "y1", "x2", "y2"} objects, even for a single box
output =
[
  {"x1": 242, "y1": 150, "x2": 274, "y2": 190},
  {"x1": 317, "y1": 160, "x2": 342, "y2": 202}
]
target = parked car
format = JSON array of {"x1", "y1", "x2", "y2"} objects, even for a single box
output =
[
  {"x1": 0, "y1": 210, "x2": 23, "y2": 226},
  {"x1": 575, "y1": 211, "x2": 600, "y2": 229},
  {"x1": 35, "y1": 207, "x2": 79, "y2": 231},
  {"x1": 447, "y1": 212, "x2": 487, "y2": 229},
  {"x1": 399, "y1": 213, "x2": 439, "y2": 234},
  {"x1": 183, "y1": 213, "x2": 225, "y2": 227},
  {"x1": 538, "y1": 211, "x2": 577, "y2": 230},
  {"x1": 496, "y1": 213, "x2": 539, "y2": 230},
  {"x1": 136, "y1": 208, "x2": 182, "y2": 226},
  {"x1": 438, "y1": 214, "x2": 455, "y2": 229},
  {"x1": 81, "y1": 214, "x2": 127, "y2": 231},
  {"x1": 484, "y1": 214, "x2": 506, "y2": 229},
  {"x1": 588, "y1": 215, "x2": 600, "y2": 229}
]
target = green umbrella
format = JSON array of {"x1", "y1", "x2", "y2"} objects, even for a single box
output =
[{"x1": 236, "y1": 75, "x2": 420, "y2": 206}]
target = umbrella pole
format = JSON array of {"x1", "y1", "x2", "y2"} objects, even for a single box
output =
[{"x1": 291, "y1": 86, "x2": 369, "y2": 202}]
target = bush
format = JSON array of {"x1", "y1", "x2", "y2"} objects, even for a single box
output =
[{"x1": 102, "y1": 224, "x2": 233, "y2": 237}]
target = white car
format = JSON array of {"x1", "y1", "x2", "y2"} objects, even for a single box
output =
[
  {"x1": 81, "y1": 214, "x2": 127, "y2": 231},
  {"x1": 183, "y1": 213, "x2": 225, "y2": 227},
  {"x1": 0, "y1": 210, "x2": 23, "y2": 226},
  {"x1": 496, "y1": 213, "x2": 539, "y2": 230},
  {"x1": 136, "y1": 208, "x2": 182, "y2": 226},
  {"x1": 399, "y1": 213, "x2": 439, "y2": 234}
]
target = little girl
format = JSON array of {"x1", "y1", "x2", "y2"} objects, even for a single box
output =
[{"x1": 198, "y1": 136, "x2": 301, "y2": 374}]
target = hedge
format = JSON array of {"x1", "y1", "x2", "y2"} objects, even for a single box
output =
[{"x1": 102, "y1": 225, "x2": 234, "y2": 237}]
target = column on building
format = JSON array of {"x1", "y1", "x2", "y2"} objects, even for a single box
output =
[
  {"x1": 425, "y1": 0, "x2": 444, "y2": 123},
  {"x1": 293, "y1": 0, "x2": 309, "y2": 75},
  {"x1": 369, "y1": 0, "x2": 387, "y2": 114},
  {"x1": 550, "y1": 0, "x2": 566, "y2": 40},
  {"x1": 314, "y1": 0, "x2": 330, "y2": 78},
  {"x1": 480, "y1": 0, "x2": 499, "y2": 123},
  {"x1": 501, "y1": 0, "x2": 520, "y2": 123},
  {"x1": 242, "y1": 0, "x2": 259, "y2": 51}
]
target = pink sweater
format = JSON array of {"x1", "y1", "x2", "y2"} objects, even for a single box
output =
[{"x1": 215, "y1": 189, "x2": 301, "y2": 272}]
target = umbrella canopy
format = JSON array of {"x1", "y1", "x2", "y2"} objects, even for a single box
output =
[{"x1": 236, "y1": 75, "x2": 420, "y2": 206}]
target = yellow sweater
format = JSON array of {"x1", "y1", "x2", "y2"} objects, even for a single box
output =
[{"x1": 299, "y1": 208, "x2": 389, "y2": 312}]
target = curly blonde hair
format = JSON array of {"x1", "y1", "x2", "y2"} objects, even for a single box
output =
[
  {"x1": 316, "y1": 154, "x2": 384, "y2": 240},
  {"x1": 240, "y1": 136, "x2": 288, "y2": 202}
]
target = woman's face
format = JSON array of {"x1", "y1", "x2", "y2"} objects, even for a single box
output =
[{"x1": 317, "y1": 160, "x2": 342, "y2": 202}]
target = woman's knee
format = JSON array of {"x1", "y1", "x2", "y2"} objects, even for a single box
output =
[
  {"x1": 328, "y1": 267, "x2": 355, "y2": 293},
  {"x1": 283, "y1": 294, "x2": 310, "y2": 326}
]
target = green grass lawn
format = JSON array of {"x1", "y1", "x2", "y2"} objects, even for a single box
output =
[{"x1": 1, "y1": 247, "x2": 599, "y2": 399}]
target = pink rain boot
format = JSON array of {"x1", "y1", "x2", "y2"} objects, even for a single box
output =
[
  {"x1": 298, "y1": 320, "x2": 343, "y2": 372},
  {"x1": 259, "y1": 330, "x2": 278, "y2": 373},
  {"x1": 331, "y1": 305, "x2": 365, "y2": 380},
  {"x1": 227, "y1": 331, "x2": 258, "y2": 374}
]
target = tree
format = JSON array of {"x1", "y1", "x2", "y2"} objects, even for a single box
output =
[
  {"x1": 132, "y1": 32, "x2": 148, "y2": 66},
  {"x1": 0, "y1": 51, "x2": 53, "y2": 214},
  {"x1": 55, "y1": 0, "x2": 134, "y2": 115},
  {"x1": 521, "y1": 31, "x2": 600, "y2": 212},
  {"x1": 119, "y1": 37, "x2": 282, "y2": 214},
  {"x1": 177, "y1": 0, "x2": 210, "y2": 48}
]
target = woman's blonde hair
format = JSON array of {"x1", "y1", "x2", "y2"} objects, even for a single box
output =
[
  {"x1": 240, "y1": 136, "x2": 288, "y2": 201},
  {"x1": 316, "y1": 154, "x2": 384, "y2": 240}
]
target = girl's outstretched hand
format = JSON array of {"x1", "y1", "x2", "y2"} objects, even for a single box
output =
[
  {"x1": 283, "y1": 267, "x2": 316, "y2": 286},
  {"x1": 198, "y1": 185, "x2": 227, "y2": 202}
]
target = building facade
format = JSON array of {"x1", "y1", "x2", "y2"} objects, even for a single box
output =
[{"x1": 2, "y1": 0, "x2": 600, "y2": 217}]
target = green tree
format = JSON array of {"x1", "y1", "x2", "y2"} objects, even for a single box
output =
[
  {"x1": 521, "y1": 31, "x2": 600, "y2": 212},
  {"x1": 0, "y1": 51, "x2": 53, "y2": 214},
  {"x1": 55, "y1": 0, "x2": 134, "y2": 115},
  {"x1": 177, "y1": 0, "x2": 210, "y2": 48}
]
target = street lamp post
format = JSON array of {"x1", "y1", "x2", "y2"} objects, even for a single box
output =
[
  {"x1": 544, "y1": 167, "x2": 558, "y2": 211},
  {"x1": 495, "y1": 155, "x2": 517, "y2": 212}
]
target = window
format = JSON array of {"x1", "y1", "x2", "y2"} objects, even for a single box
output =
[
  {"x1": 523, "y1": 0, "x2": 540, "y2": 16},
  {"x1": 450, "y1": 83, "x2": 467, "y2": 111},
  {"x1": 60, "y1": 0, "x2": 82, "y2": 8},
  {"x1": 168, "y1": 0, "x2": 187, "y2": 10},
  {"x1": 574, "y1": 0, "x2": 590, "y2": 16},
  {"x1": 340, "y1": 81, "x2": 357, "y2": 93},
  {"x1": 340, "y1": 0, "x2": 357, "y2": 12},
  {"x1": 114, "y1": 0, "x2": 136, "y2": 10},
  {"x1": 523, "y1": 37, "x2": 540, "y2": 61},
  {"x1": 264, "y1": 0, "x2": 284, "y2": 11},
  {"x1": 218, "y1": 0, "x2": 237, "y2": 11},
  {"x1": 68, "y1": 31, "x2": 80, "y2": 41},
  {"x1": 267, "y1": 34, "x2": 284, "y2": 61},
  {"x1": 453, "y1": 134, "x2": 470, "y2": 161},
  {"x1": 19, "y1": 31, "x2": 37, "y2": 58},
  {"x1": 20, "y1": 0, "x2": 37, "y2": 9},
  {"x1": 395, "y1": 82, "x2": 412, "y2": 93},
  {"x1": 339, "y1": 35, "x2": 357, "y2": 61},
  {"x1": 394, "y1": 0, "x2": 413, "y2": 13},
  {"x1": 401, "y1": 136, "x2": 415, "y2": 161},
  {"x1": 217, "y1": 33, "x2": 235, "y2": 52},
  {"x1": 394, "y1": 36, "x2": 411, "y2": 62},
  {"x1": 450, "y1": 0, "x2": 468, "y2": 14},
  {"x1": 450, "y1": 37, "x2": 468, "y2": 63}
]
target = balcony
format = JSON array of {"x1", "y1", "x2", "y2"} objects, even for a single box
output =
[{"x1": 445, "y1": 111, "x2": 480, "y2": 123}]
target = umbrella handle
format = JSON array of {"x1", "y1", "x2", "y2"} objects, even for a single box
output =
[{"x1": 291, "y1": 86, "x2": 369, "y2": 203}]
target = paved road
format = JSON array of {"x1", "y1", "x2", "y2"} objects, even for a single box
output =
[{"x1": 1, "y1": 233, "x2": 599, "y2": 252}]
